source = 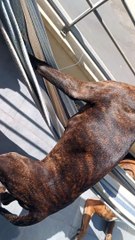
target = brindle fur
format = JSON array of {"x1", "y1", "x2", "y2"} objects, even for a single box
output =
[
  {"x1": 0, "y1": 56, "x2": 135, "y2": 226},
  {"x1": 75, "y1": 159, "x2": 135, "y2": 240}
]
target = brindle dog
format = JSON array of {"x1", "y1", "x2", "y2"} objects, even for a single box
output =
[{"x1": 0, "y1": 56, "x2": 135, "y2": 226}]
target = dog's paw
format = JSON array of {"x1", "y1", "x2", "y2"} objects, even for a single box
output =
[
  {"x1": 105, "y1": 233, "x2": 112, "y2": 240},
  {"x1": 71, "y1": 236, "x2": 79, "y2": 240},
  {"x1": 70, "y1": 229, "x2": 81, "y2": 240},
  {"x1": 73, "y1": 230, "x2": 84, "y2": 240}
]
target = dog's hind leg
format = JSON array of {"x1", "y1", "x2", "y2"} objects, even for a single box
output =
[{"x1": 0, "y1": 206, "x2": 40, "y2": 226}]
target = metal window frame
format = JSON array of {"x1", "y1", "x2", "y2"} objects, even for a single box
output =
[
  {"x1": 49, "y1": 0, "x2": 135, "y2": 77},
  {"x1": 47, "y1": 0, "x2": 114, "y2": 80}
]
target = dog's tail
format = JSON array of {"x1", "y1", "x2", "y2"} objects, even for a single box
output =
[{"x1": 29, "y1": 53, "x2": 51, "y2": 70}]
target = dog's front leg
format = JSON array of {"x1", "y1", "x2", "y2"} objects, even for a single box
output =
[
  {"x1": 105, "y1": 221, "x2": 115, "y2": 240},
  {"x1": 75, "y1": 199, "x2": 95, "y2": 240},
  {"x1": 0, "y1": 207, "x2": 40, "y2": 226}
]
